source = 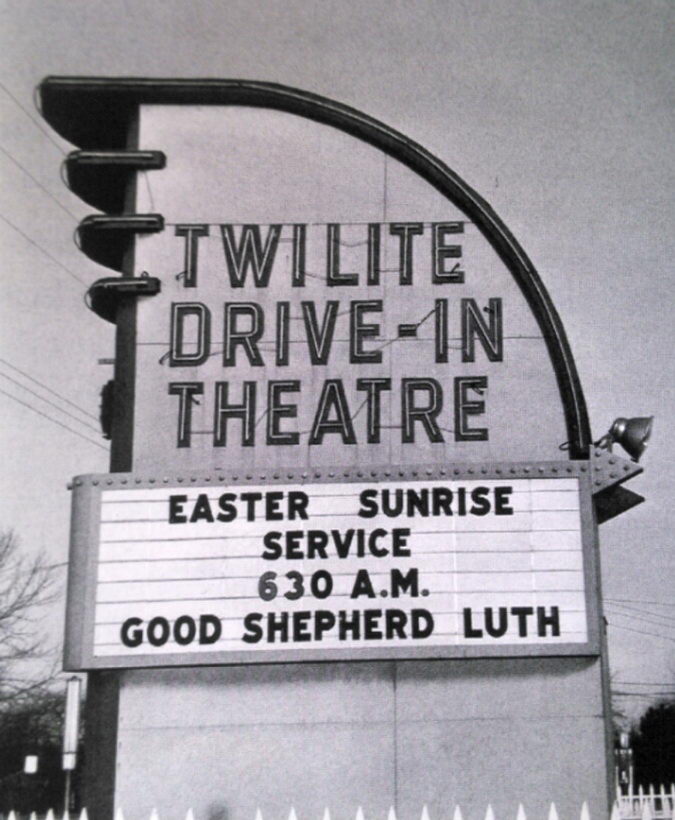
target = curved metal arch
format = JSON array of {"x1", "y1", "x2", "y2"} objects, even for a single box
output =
[{"x1": 39, "y1": 77, "x2": 591, "y2": 457}]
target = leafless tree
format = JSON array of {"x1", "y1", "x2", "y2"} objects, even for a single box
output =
[{"x1": 0, "y1": 530, "x2": 57, "y2": 709}]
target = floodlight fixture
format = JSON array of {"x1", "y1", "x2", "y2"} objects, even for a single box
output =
[{"x1": 594, "y1": 416, "x2": 654, "y2": 462}]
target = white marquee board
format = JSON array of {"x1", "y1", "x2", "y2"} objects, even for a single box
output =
[{"x1": 65, "y1": 463, "x2": 598, "y2": 669}]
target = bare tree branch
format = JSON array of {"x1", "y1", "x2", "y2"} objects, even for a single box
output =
[{"x1": 0, "y1": 530, "x2": 58, "y2": 709}]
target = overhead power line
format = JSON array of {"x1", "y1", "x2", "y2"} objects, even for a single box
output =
[
  {"x1": 608, "y1": 600, "x2": 675, "y2": 616},
  {"x1": 612, "y1": 691, "x2": 675, "y2": 698},
  {"x1": 607, "y1": 610, "x2": 675, "y2": 633},
  {"x1": 0, "y1": 212, "x2": 86, "y2": 286},
  {"x1": 605, "y1": 597, "x2": 675, "y2": 608},
  {"x1": 612, "y1": 689, "x2": 675, "y2": 695},
  {"x1": 0, "y1": 143, "x2": 79, "y2": 220},
  {"x1": 607, "y1": 600, "x2": 675, "y2": 617},
  {"x1": 606, "y1": 602, "x2": 675, "y2": 624},
  {"x1": 609, "y1": 623, "x2": 675, "y2": 644},
  {"x1": 606, "y1": 602, "x2": 675, "y2": 623},
  {"x1": 0, "y1": 387, "x2": 108, "y2": 451},
  {"x1": 0, "y1": 80, "x2": 67, "y2": 156},
  {"x1": 0, "y1": 357, "x2": 99, "y2": 422},
  {"x1": 0, "y1": 372, "x2": 100, "y2": 434}
]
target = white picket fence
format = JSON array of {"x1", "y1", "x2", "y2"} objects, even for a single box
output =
[
  {"x1": 4, "y1": 798, "x2": 675, "y2": 820},
  {"x1": 615, "y1": 784, "x2": 675, "y2": 820}
]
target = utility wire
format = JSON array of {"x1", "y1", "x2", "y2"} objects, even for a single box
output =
[
  {"x1": 608, "y1": 600, "x2": 675, "y2": 616},
  {"x1": 0, "y1": 143, "x2": 79, "y2": 220},
  {"x1": 606, "y1": 601, "x2": 675, "y2": 621},
  {"x1": 0, "y1": 372, "x2": 100, "y2": 434},
  {"x1": 612, "y1": 691, "x2": 675, "y2": 698},
  {"x1": 607, "y1": 610, "x2": 675, "y2": 633},
  {"x1": 0, "y1": 388, "x2": 108, "y2": 451},
  {"x1": 608, "y1": 623, "x2": 675, "y2": 644},
  {"x1": 0, "y1": 212, "x2": 86, "y2": 286},
  {"x1": 605, "y1": 597, "x2": 675, "y2": 608},
  {"x1": 606, "y1": 602, "x2": 675, "y2": 624},
  {"x1": 612, "y1": 689, "x2": 675, "y2": 694},
  {"x1": 0, "y1": 80, "x2": 67, "y2": 156},
  {"x1": 0, "y1": 357, "x2": 99, "y2": 422},
  {"x1": 607, "y1": 600, "x2": 675, "y2": 613},
  {"x1": 142, "y1": 170, "x2": 155, "y2": 211}
]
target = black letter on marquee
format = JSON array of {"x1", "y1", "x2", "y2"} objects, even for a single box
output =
[
  {"x1": 242, "y1": 613, "x2": 263, "y2": 644},
  {"x1": 495, "y1": 486, "x2": 514, "y2": 515},
  {"x1": 220, "y1": 224, "x2": 282, "y2": 288},
  {"x1": 168, "y1": 494, "x2": 188, "y2": 524},
  {"x1": 120, "y1": 617, "x2": 143, "y2": 648},
  {"x1": 350, "y1": 300, "x2": 383, "y2": 363},
  {"x1": 175, "y1": 224, "x2": 209, "y2": 288},
  {"x1": 170, "y1": 303, "x2": 211, "y2": 367},
  {"x1": 391, "y1": 568, "x2": 420, "y2": 598},
  {"x1": 199, "y1": 614, "x2": 222, "y2": 644},
  {"x1": 411, "y1": 609, "x2": 435, "y2": 638},
  {"x1": 267, "y1": 381, "x2": 300, "y2": 445},
  {"x1": 190, "y1": 494, "x2": 214, "y2": 523},
  {"x1": 168, "y1": 382, "x2": 203, "y2": 447},
  {"x1": 213, "y1": 381, "x2": 256, "y2": 447},
  {"x1": 454, "y1": 376, "x2": 488, "y2": 441},
  {"x1": 389, "y1": 223, "x2": 424, "y2": 285},
  {"x1": 485, "y1": 607, "x2": 508, "y2": 638},
  {"x1": 327, "y1": 224, "x2": 358, "y2": 286},
  {"x1": 223, "y1": 303, "x2": 264, "y2": 367},
  {"x1": 461, "y1": 298, "x2": 503, "y2": 362},
  {"x1": 351, "y1": 569, "x2": 376, "y2": 599},
  {"x1": 402, "y1": 378, "x2": 444, "y2": 443},
  {"x1": 356, "y1": 377, "x2": 391, "y2": 443},
  {"x1": 511, "y1": 606, "x2": 534, "y2": 637},
  {"x1": 309, "y1": 379, "x2": 357, "y2": 445},
  {"x1": 537, "y1": 606, "x2": 560, "y2": 637},
  {"x1": 432, "y1": 222, "x2": 464, "y2": 283},
  {"x1": 174, "y1": 615, "x2": 197, "y2": 646},
  {"x1": 302, "y1": 301, "x2": 339, "y2": 365},
  {"x1": 463, "y1": 608, "x2": 483, "y2": 639}
]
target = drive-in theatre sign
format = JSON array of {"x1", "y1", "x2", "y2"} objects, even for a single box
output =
[
  {"x1": 54, "y1": 79, "x2": 600, "y2": 668},
  {"x1": 41, "y1": 77, "x2": 639, "y2": 815}
]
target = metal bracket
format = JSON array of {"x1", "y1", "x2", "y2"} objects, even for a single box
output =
[
  {"x1": 590, "y1": 449, "x2": 645, "y2": 523},
  {"x1": 595, "y1": 485, "x2": 645, "y2": 524},
  {"x1": 87, "y1": 275, "x2": 161, "y2": 323},
  {"x1": 590, "y1": 449, "x2": 642, "y2": 494}
]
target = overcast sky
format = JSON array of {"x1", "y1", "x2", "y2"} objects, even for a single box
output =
[{"x1": 0, "y1": 0, "x2": 673, "y2": 720}]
